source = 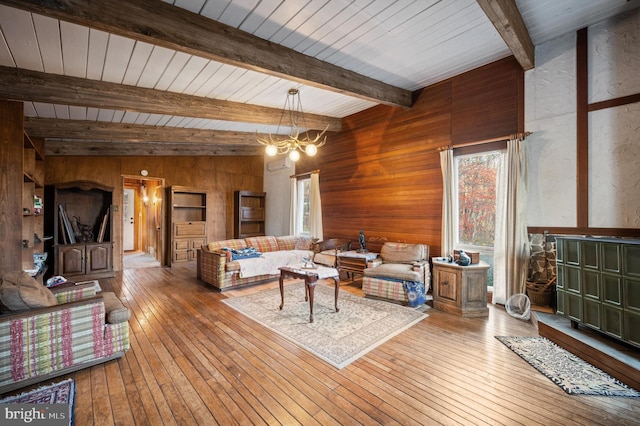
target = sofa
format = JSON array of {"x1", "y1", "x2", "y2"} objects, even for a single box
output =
[
  {"x1": 197, "y1": 235, "x2": 319, "y2": 291},
  {"x1": 0, "y1": 271, "x2": 130, "y2": 394},
  {"x1": 362, "y1": 242, "x2": 430, "y2": 306}
]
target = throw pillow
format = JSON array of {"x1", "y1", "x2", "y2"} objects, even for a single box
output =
[
  {"x1": 0, "y1": 271, "x2": 58, "y2": 312},
  {"x1": 294, "y1": 236, "x2": 316, "y2": 250}
]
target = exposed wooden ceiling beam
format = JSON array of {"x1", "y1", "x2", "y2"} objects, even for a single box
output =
[
  {"x1": 476, "y1": 0, "x2": 535, "y2": 70},
  {"x1": 0, "y1": 0, "x2": 412, "y2": 108},
  {"x1": 0, "y1": 66, "x2": 341, "y2": 131},
  {"x1": 25, "y1": 117, "x2": 260, "y2": 145},
  {"x1": 44, "y1": 140, "x2": 262, "y2": 156}
]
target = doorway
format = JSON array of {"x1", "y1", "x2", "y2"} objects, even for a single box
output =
[{"x1": 122, "y1": 176, "x2": 164, "y2": 269}]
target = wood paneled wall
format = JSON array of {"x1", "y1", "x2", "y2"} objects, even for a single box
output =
[
  {"x1": 42, "y1": 57, "x2": 523, "y2": 267},
  {"x1": 298, "y1": 57, "x2": 524, "y2": 256},
  {"x1": 45, "y1": 155, "x2": 263, "y2": 270},
  {"x1": 0, "y1": 100, "x2": 24, "y2": 275}
]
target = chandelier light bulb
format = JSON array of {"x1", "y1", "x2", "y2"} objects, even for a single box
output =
[
  {"x1": 289, "y1": 150, "x2": 301, "y2": 162},
  {"x1": 265, "y1": 145, "x2": 278, "y2": 156},
  {"x1": 255, "y1": 89, "x2": 328, "y2": 159}
]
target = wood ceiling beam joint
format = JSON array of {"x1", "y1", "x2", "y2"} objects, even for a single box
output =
[{"x1": 476, "y1": 0, "x2": 535, "y2": 70}]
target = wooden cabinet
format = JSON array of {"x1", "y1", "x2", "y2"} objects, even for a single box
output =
[
  {"x1": 47, "y1": 181, "x2": 114, "y2": 280},
  {"x1": 57, "y1": 243, "x2": 112, "y2": 277},
  {"x1": 432, "y1": 260, "x2": 489, "y2": 317},
  {"x1": 234, "y1": 191, "x2": 265, "y2": 238},
  {"x1": 0, "y1": 100, "x2": 47, "y2": 282},
  {"x1": 556, "y1": 236, "x2": 640, "y2": 348},
  {"x1": 168, "y1": 186, "x2": 207, "y2": 265}
]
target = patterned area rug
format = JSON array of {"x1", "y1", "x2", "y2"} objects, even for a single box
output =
[
  {"x1": 223, "y1": 282, "x2": 427, "y2": 368},
  {"x1": 496, "y1": 336, "x2": 640, "y2": 397},
  {"x1": 0, "y1": 378, "x2": 76, "y2": 424}
]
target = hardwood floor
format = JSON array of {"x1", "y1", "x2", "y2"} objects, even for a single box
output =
[{"x1": 5, "y1": 264, "x2": 640, "y2": 425}]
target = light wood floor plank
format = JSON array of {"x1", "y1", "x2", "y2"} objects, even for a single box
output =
[
  {"x1": 5, "y1": 264, "x2": 639, "y2": 425},
  {"x1": 89, "y1": 365, "x2": 114, "y2": 426}
]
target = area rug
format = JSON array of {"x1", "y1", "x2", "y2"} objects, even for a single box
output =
[
  {"x1": 223, "y1": 282, "x2": 427, "y2": 368},
  {"x1": 0, "y1": 378, "x2": 76, "y2": 425},
  {"x1": 496, "y1": 336, "x2": 640, "y2": 397}
]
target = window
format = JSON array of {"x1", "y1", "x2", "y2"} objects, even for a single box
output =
[
  {"x1": 294, "y1": 177, "x2": 311, "y2": 236},
  {"x1": 455, "y1": 150, "x2": 503, "y2": 286}
]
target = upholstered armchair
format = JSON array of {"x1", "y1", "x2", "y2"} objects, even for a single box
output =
[
  {"x1": 312, "y1": 238, "x2": 352, "y2": 267},
  {"x1": 362, "y1": 242, "x2": 430, "y2": 306},
  {"x1": 0, "y1": 271, "x2": 130, "y2": 394}
]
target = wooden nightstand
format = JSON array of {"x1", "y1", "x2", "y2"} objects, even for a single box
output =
[{"x1": 432, "y1": 259, "x2": 489, "y2": 317}]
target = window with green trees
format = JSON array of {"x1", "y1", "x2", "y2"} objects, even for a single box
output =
[{"x1": 455, "y1": 150, "x2": 503, "y2": 286}]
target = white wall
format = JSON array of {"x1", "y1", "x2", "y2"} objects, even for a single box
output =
[
  {"x1": 263, "y1": 155, "x2": 293, "y2": 236},
  {"x1": 525, "y1": 8, "x2": 640, "y2": 228}
]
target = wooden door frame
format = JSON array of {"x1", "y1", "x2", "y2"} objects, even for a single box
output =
[{"x1": 121, "y1": 175, "x2": 166, "y2": 266}]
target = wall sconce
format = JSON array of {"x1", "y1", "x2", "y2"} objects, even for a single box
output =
[{"x1": 141, "y1": 184, "x2": 149, "y2": 206}]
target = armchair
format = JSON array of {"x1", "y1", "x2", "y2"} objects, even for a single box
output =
[
  {"x1": 0, "y1": 271, "x2": 130, "y2": 394},
  {"x1": 362, "y1": 242, "x2": 430, "y2": 306},
  {"x1": 312, "y1": 238, "x2": 352, "y2": 267}
]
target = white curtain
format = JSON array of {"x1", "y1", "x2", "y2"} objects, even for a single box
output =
[
  {"x1": 493, "y1": 137, "x2": 530, "y2": 305},
  {"x1": 309, "y1": 172, "x2": 323, "y2": 240},
  {"x1": 440, "y1": 148, "x2": 455, "y2": 258},
  {"x1": 289, "y1": 177, "x2": 297, "y2": 235}
]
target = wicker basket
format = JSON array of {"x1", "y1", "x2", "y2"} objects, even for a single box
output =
[{"x1": 526, "y1": 278, "x2": 556, "y2": 306}]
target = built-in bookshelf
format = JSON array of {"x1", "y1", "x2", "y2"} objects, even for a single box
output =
[
  {"x1": 46, "y1": 181, "x2": 114, "y2": 279},
  {"x1": 167, "y1": 186, "x2": 207, "y2": 265},
  {"x1": 0, "y1": 100, "x2": 48, "y2": 282},
  {"x1": 234, "y1": 191, "x2": 266, "y2": 238}
]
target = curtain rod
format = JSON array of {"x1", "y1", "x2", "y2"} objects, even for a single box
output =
[
  {"x1": 437, "y1": 132, "x2": 531, "y2": 151},
  {"x1": 290, "y1": 169, "x2": 320, "y2": 179}
]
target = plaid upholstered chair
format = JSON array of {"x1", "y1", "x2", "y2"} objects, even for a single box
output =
[
  {"x1": 362, "y1": 242, "x2": 430, "y2": 306},
  {"x1": 0, "y1": 271, "x2": 130, "y2": 394}
]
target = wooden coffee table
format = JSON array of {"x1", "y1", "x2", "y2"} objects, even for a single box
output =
[{"x1": 278, "y1": 266, "x2": 340, "y2": 323}]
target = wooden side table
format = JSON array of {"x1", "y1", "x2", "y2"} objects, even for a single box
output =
[
  {"x1": 432, "y1": 259, "x2": 490, "y2": 317},
  {"x1": 336, "y1": 250, "x2": 378, "y2": 279}
]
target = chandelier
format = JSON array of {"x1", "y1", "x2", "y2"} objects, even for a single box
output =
[{"x1": 256, "y1": 88, "x2": 327, "y2": 162}]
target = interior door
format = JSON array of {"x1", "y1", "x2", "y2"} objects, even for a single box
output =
[{"x1": 123, "y1": 188, "x2": 135, "y2": 251}]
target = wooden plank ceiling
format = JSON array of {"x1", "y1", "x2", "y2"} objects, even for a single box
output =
[{"x1": 0, "y1": 0, "x2": 637, "y2": 155}]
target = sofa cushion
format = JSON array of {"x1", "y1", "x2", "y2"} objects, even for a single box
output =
[
  {"x1": 276, "y1": 235, "x2": 315, "y2": 251},
  {"x1": 363, "y1": 263, "x2": 422, "y2": 283},
  {"x1": 245, "y1": 236, "x2": 279, "y2": 253},
  {"x1": 380, "y1": 243, "x2": 427, "y2": 264},
  {"x1": 0, "y1": 271, "x2": 57, "y2": 312},
  {"x1": 102, "y1": 292, "x2": 131, "y2": 324},
  {"x1": 208, "y1": 239, "x2": 247, "y2": 252}
]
